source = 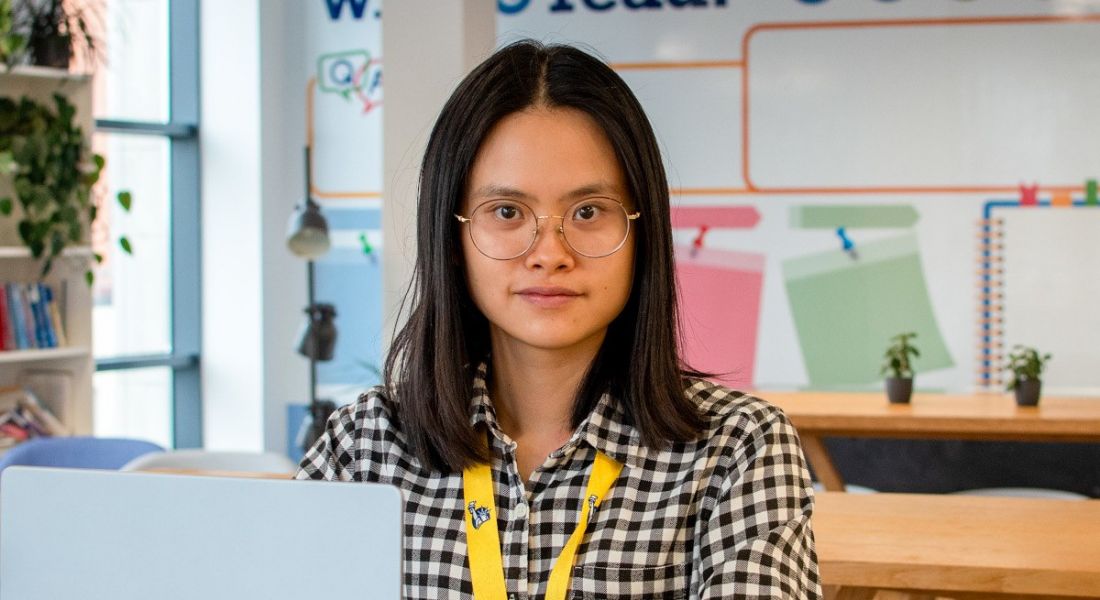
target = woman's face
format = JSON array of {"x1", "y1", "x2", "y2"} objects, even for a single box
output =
[{"x1": 460, "y1": 106, "x2": 636, "y2": 356}]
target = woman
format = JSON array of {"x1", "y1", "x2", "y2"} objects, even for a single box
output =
[{"x1": 297, "y1": 40, "x2": 821, "y2": 600}]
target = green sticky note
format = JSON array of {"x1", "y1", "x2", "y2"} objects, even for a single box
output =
[
  {"x1": 783, "y1": 233, "x2": 954, "y2": 388},
  {"x1": 789, "y1": 205, "x2": 919, "y2": 229}
]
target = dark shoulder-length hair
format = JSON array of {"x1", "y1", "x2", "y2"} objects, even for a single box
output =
[{"x1": 385, "y1": 39, "x2": 706, "y2": 472}]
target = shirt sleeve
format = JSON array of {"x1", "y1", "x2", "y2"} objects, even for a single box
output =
[
  {"x1": 294, "y1": 403, "x2": 357, "y2": 482},
  {"x1": 695, "y1": 407, "x2": 822, "y2": 600}
]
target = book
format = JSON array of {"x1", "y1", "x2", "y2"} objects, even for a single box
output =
[
  {"x1": 6, "y1": 284, "x2": 29, "y2": 349},
  {"x1": 38, "y1": 283, "x2": 57, "y2": 347},
  {"x1": 18, "y1": 370, "x2": 72, "y2": 426},
  {"x1": 20, "y1": 388, "x2": 68, "y2": 436},
  {"x1": 42, "y1": 283, "x2": 65, "y2": 347},
  {"x1": 17, "y1": 284, "x2": 37, "y2": 349},
  {"x1": 0, "y1": 385, "x2": 68, "y2": 443},
  {"x1": 27, "y1": 283, "x2": 45, "y2": 348},
  {"x1": 0, "y1": 421, "x2": 30, "y2": 442},
  {"x1": 0, "y1": 284, "x2": 9, "y2": 350}
]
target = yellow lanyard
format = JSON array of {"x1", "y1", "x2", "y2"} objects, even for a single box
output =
[{"x1": 462, "y1": 448, "x2": 623, "y2": 600}]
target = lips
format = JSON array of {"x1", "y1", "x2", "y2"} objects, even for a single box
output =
[{"x1": 516, "y1": 286, "x2": 582, "y2": 308}]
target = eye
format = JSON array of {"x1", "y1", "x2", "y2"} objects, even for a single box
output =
[
  {"x1": 573, "y1": 203, "x2": 601, "y2": 221},
  {"x1": 488, "y1": 202, "x2": 524, "y2": 221}
]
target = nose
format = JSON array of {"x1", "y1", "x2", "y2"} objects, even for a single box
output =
[{"x1": 524, "y1": 216, "x2": 575, "y2": 271}]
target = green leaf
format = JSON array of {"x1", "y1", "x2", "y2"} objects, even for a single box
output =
[
  {"x1": 85, "y1": 270, "x2": 94, "y2": 287},
  {"x1": 93, "y1": 153, "x2": 105, "y2": 170},
  {"x1": 0, "y1": 151, "x2": 15, "y2": 175},
  {"x1": 117, "y1": 190, "x2": 132, "y2": 212},
  {"x1": 0, "y1": 197, "x2": 11, "y2": 216},
  {"x1": 119, "y1": 236, "x2": 133, "y2": 255},
  {"x1": 93, "y1": 252, "x2": 103, "y2": 264}
]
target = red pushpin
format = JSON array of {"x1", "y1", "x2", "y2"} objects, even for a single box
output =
[
  {"x1": 690, "y1": 225, "x2": 709, "y2": 258},
  {"x1": 1019, "y1": 183, "x2": 1039, "y2": 207}
]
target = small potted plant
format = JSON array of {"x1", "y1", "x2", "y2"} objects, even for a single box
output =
[
  {"x1": 881, "y1": 332, "x2": 919, "y2": 404},
  {"x1": 1005, "y1": 345, "x2": 1051, "y2": 407},
  {"x1": 7, "y1": 0, "x2": 99, "y2": 69}
]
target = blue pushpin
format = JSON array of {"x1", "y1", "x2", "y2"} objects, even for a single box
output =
[
  {"x1": 368, "y1": 69, "x2": 383, "y2": 95},
  {"x1": 836, "y1": 226, "x2": 858, "y2": 260}
]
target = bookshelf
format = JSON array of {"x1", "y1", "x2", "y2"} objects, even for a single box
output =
[{"x1": 0, "y1": 67, "x2": 96, "y2": 436}]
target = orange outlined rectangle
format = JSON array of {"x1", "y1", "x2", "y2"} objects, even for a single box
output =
[{"x1": 741, "y1": 15, "x2": 1100, "y2": 194}]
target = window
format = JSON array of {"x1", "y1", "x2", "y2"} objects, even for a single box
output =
[{"x1": 91, "y1": 0, "x2": 200, "y2": 448}]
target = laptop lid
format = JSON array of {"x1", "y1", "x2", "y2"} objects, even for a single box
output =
[{"x1": 1, "y1": 467, "x2": 403, "y2": 600}]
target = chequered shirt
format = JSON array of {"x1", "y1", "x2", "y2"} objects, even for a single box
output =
[{"x1": 296, "y1": 367, "x2": 822, "y2": 599}]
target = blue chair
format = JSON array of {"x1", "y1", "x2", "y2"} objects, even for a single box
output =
[{"x1": 0, "y1": 437, "x2": 164, "y2": 475}]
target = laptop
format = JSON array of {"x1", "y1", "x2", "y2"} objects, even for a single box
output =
[{"x1": 1, "y1": 467, "x2": 403, "y2": 600}]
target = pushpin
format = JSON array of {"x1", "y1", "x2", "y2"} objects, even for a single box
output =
[
  {"x1": 1019, "y1": 183, "x2": 1038, "y2": 207},
  {"x1": 690, "y1": 225, "x2": 709, "y2": 258},
  {"x1": 836, "y1": 226, "x2": 858, "y2": 260},
  {"x1": 1087, "y1": 179, "x2": 1098, "y2": 206},
  {"x1": 359, "y1": 232, "x2": 377, "y2": 264},
  {"x1": 1051, "y1": 190, "x2": 1072, "y2": 207}
]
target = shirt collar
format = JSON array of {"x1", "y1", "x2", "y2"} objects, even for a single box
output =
[{"x1": 467, "y1": 360, "x2": 645, "y2": 468}]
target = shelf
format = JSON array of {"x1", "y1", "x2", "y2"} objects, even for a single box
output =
[
  {"x1": 0, "y1": 347, "x2": 91, "y2": 364},
  {"x1": 0, "y1": 246, "x2": 94, "y2": 259},
  {"x1": 0, "y1": 65, "x2": 91, "y2": 82}
]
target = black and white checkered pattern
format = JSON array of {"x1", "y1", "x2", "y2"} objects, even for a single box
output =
[{"x1": 297, "y1": 364, "x2": 821, "y2": 599}]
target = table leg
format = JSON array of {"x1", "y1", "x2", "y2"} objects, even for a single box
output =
[{"x1": 801, "y1": 434, "x2": 846, "y2": 492}]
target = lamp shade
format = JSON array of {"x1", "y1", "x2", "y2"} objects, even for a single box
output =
[{"x1": 286, "y1": 200, "x2": 331, "y2": 260}]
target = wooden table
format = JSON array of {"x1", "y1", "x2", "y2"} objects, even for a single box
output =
[
  {"x1": 815, "y1": 491, "x2": 1100, "y2": 599},
  {"x1": 141, "y1": 470, "x2": 1100, "y2": 597},
  {"x1": 760, "y1": 392, "x2": 1100, "y2": 492}
]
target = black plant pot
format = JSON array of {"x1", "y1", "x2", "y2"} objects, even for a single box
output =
[
  {"x1": 29, "y1": 34, "x2": 72, "y2": 69},
  {"x1": 1014, "y1": 379, "x2": 1042, "y2": 407},
  {"x1": 885, "y1": 377, "x2": 913, "y2": 404}
]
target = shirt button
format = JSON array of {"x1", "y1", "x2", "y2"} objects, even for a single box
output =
[{"x1": 514, "y1": 502, "x2": 529, "y2": 518}]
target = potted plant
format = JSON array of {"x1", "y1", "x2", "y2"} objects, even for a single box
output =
[
  {"x1": 0, "y1": 92, "x2": 131, "y2": 284},
  {"x1": 7, "y1": 0, "x2": 99, "y2": 69},
  {"x1": 0, "y1": 0, "x2": 27, "y2": 68},
  {"x1": 881, "y1": 332, "x2": 919, "y2": 404},
  {"x1": 1004, "y1": 345, "x2": 1051, "y2": 407}
]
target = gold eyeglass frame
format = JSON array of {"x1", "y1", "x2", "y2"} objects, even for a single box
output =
[{"x1": 454, "y1": 198, "x2": 641, "y2": 260}]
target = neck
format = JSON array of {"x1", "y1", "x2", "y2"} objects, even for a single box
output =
[{"x1": 488, "y1": 332, "x2": 604, "y2": 443}]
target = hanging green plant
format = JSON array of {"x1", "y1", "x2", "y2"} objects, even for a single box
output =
[{"x1": 0, "y1": 92, "x2": 131, "y2": 283}]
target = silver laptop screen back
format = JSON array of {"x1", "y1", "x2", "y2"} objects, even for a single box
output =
[{"x1": 1, "y1": 467, "x2": 402, "y2": 600}]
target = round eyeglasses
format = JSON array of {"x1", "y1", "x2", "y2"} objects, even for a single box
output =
[{"x1": 455, "y1": 198, "x2": 641, "y2": 260}]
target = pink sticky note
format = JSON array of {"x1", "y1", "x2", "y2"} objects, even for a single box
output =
[
  {"x1": 675, "y1": 245, "x2": 765, "y2": 389},
  {"x1": 671, "y1": 206, "x2": 760, "y2": 229}
]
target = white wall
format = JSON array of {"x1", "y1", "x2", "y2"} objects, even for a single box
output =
[
  {"x1": 382, "y1": 0, "x2": 497, "y2": 348},
  {"x1": 200, "y1": 1, "x2": 495, "y2": 452},
  {"x1": 201, "y1": 1, "x2": 309, "y2": 451}
]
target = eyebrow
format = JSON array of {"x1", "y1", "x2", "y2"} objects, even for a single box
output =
[{"x1": 470, "y1": 182, "x2": 624, "y2": 202}]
